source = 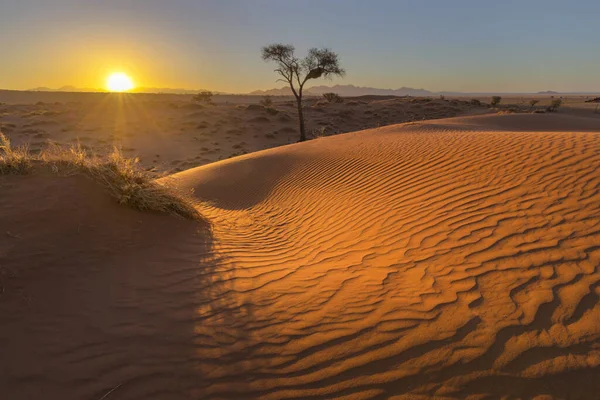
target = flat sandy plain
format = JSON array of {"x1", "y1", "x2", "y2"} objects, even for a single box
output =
[
  {"x1": 0, "y1": 91, "x2": 494, "y2": 174},
  {"x1": 2, "y1": 91, "x2": 600, "y2": 399}
]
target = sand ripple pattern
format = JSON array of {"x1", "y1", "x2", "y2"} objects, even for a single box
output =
[
  {"x1": 184, "y1": 115, "x2": 600, "y2": 399},
  {"x1": 3, "y1": 114, "x2": 600, "y2": 399}
]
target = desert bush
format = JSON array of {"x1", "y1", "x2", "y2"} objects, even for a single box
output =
[
  {"x1": 0, "y1": 133, "x2": 31, "y2": 174},
  {"x1": 311, "y1": 126, "x2": 327, "y2": 138},
  {"x1": 470, "y1": 99, "x2": 482, "y2": 106},
  {"x1": 0, "y1": 133, "x2": 202, "y2": 220},
  {"x1": 490, "y1": 96, "x2": 502, "y2": 107},
  {"x1": 439, "y1": 95, "x2": 445, "y2": 101},
  {"x1": 260, "y1": 96, "x2": 273, "y2": 107},
  {"x1": 323, "y1": 93, "x2": 343, "y2": 103},
  {"x1": 547, "y1": 98, "x2": 562, "y2": 112},
  {"x1": 529, "y1": 99, "x2": 540, "y2": 108},
  {"x1": 193, "y1": 91, "x2": 213, "y2": 104}
]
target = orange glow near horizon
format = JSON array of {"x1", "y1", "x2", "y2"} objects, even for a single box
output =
[{"x1": 106, "y1": 72, "x2": 134, "y2": 92}]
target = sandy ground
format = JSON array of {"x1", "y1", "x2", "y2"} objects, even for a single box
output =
[
  {"x1": 0, "y1": 91, "x2": 492, "y2": 175},
  {"x1": 2, "y1": 102, "x2": 600, "y2": 398},
  {"x1": 1, "y1": 92, "x2": 597, "y2": 177}
]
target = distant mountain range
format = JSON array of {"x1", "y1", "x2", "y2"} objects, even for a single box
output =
[
  {"x1": 27, "y1": 84, "x2": 431, "y2": 96},
  {"x1": 27, "y1": 86, "x2": 217, "y2": 95},
  {"x1": 29, "y1": 86, "x2": 100, "y2": 93},
  {"x1": 249, "y1": 84, "x2": 433, "y2": 97},
  {"x1": 25, "y1": 85, "x2": 595, "y2": 97}
]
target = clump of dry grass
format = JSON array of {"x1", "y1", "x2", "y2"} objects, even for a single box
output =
[
  {"x1": 0, "y1": 133, "x2": 31, "y2": 174},
  {"x1": 0, "y1": 132, "x2": 202, "y2": 220}
]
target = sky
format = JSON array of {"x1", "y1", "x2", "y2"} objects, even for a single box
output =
[{"x1": 1, "y1": 0, "x2": 599, "y2": 93}]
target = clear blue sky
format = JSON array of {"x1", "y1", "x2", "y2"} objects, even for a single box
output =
[{"x1": 1, "y1": 0, "x2": 598, "y2": 92}]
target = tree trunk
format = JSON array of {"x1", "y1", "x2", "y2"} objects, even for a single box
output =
[{"x1": 296, "y1": 96, "x2": 306, "y2": 142}]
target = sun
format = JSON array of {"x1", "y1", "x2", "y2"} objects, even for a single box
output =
[{"x1": 106, "y1": 72, "x2": 134, "y2": 92}]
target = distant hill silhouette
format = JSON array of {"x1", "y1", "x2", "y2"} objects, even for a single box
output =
[
  {"x1": 23, "y1": 85, "x2": 596, "y2": 97},
  {"x1": 27, "y1": 86, "x2": 217, "y2": 94},
  {"x1": 250, "y1": 84, "x2": 432, "y2": 97},
  {"x1": 28, "y1": 86, "x2": 99, "y2": 93}
]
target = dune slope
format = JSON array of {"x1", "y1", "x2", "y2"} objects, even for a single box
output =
[
  {"x1": 173, "y1": 113, "x2": 600, "y2": 399},
  {"x1": 2, "y1": 113, "x2": 600, "y2": 399}
]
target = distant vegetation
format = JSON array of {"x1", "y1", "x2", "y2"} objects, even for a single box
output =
[
  {"x1": 491, "y1": 96, "x2": 502, "y2": 107},
  {"x1": 547, "y1": 98, "x2": 562, "y2": 112},
  {"x1": 529, "y1": 99, "x2": 539, "y2": 108},
  {"x1": 262, "y1": 43, "x2": 345, "y2": 141},
  {"x1": 323, "y1": 93, "x2": 343, "y2": 103},
  {"x1": 260, "y1": 96, "x2": 273, "y2": 107},
  {"x1": 0, "y1": 133, "x2": 202, "y2": 220},
  {"x1": 193, "y1": 91, "x2": 213, "y2": 104},
  {"x1": 311, "y1": 126, "x2": 327, "y2": 138}
]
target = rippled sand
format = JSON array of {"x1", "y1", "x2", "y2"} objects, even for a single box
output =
[{"x1": 2, "y1": 113, "x2": 600, "y2": 399}]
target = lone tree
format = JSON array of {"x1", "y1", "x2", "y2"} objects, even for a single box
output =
[{"x1": 262, "y1": 44, "x2": 345, "y2": 141}]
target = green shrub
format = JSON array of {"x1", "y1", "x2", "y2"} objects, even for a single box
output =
[
  {"x1": 547, "y1": 98, "x2": 562, "y2": 112},
  {"x1": 260, "y1": 96, "x2": 273, "y2": 107},
  {"x1": 322, "y1": 93, "x2": 343, "y2": 103},
  {"x1": 193, "y1": 91, "x2": 213, "y2": 104}
]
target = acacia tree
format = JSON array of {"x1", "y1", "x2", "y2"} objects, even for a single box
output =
[{"x1": 262, "y1": 44, "x2": 345, "y2": 141}]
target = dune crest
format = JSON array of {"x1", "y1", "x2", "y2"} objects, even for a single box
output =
[{"x1": 3, "y1": 113, "x2": 600, "y2": 399}]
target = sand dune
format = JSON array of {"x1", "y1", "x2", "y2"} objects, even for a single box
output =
[{"x1": 2, "y1": 113, "x2": 600, "y2": 399}]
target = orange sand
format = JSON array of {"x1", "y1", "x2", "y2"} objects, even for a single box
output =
[{"x1": 2, "y1": 113, "x2": 600, "y2": 399}]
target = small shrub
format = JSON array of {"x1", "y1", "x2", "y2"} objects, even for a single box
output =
[
  {"x1": 529, "y1": 99, "x2": 540, "y2": 108},
  {"x1": 490, "y1": 96, "x2": 502, "y2": 107},
  {"x1": 311, "y1": 127, "x2": 327, "y2": 138},
  {"x1": 439, "y1": 95, "x2": 445, "y2": 101},
  {"x1": 322, "y1": 93, "x2": 343, "y2": 103},
  {"x1": 0, "y1": 133, "x2": 31, "y2": 174},
  {"x1": 547, "y1": 98, "x2": 562, "y2": 112},
  {"x1": 192, "y1": 91, "x2": 213, "y2": 104},
  {"x1": 0, "y1": 134, "x2": 203, "y2": 220},
  {"x1": 260, "y1": 96, "x2": 273, "y2": 107},
  {"x1": 470, "y1": 99, "x2": 482, "y2": 106}
]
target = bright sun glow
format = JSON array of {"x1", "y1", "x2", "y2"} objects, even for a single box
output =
[{"x1": 106, "y1": 72, "x2": 134, "y2": 92}]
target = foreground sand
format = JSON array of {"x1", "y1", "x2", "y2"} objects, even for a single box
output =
[{"x1": 2, "y1": 113, "x2": 600, "y2": 399}]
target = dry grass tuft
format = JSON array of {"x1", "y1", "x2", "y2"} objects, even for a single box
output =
[
  {"x1": 0, "y1": 133, "x2": 32, "y2": 174},
  {"x1": 0, "y1": 132, "x2": 203, "y2": 221}
]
